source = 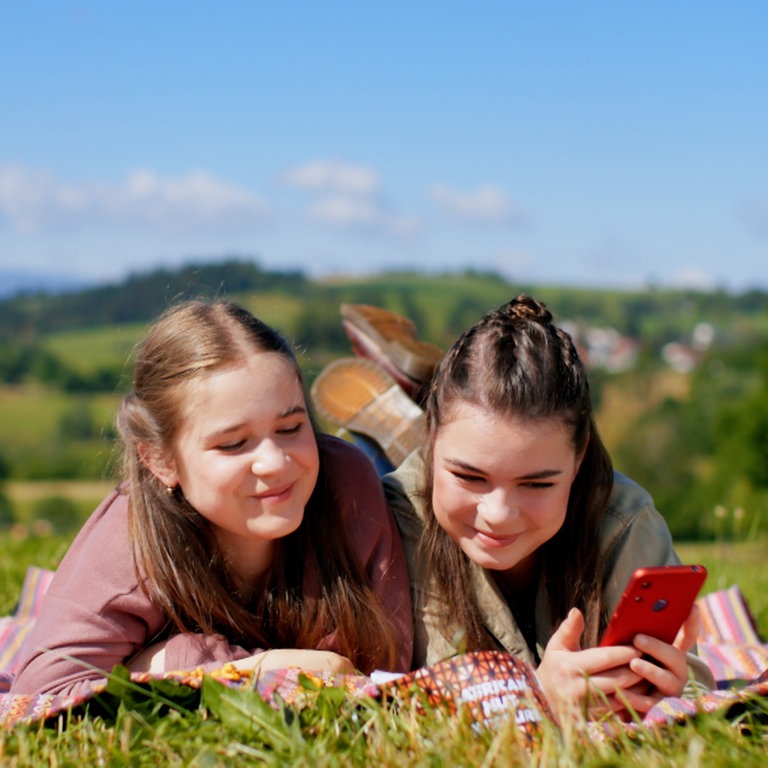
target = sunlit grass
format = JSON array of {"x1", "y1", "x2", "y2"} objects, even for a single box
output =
[
  {"x1": 0, "y1": 385, "x2": 119, "y2": 460},
  {"x1": 42, "y1": 323, "x2": 143, "y2": 377},
  {"x1": 1, "y1": 536, "x2": 766, "y2": 765},
  {"x1": 1, "y1": 669, "x2": 766, "y2": 766}
]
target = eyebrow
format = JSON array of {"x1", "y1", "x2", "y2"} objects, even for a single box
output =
[
  {"x1": 205, "y1": 405, "x2": 308, "y2": 440},
  {"x1": 279, "y1": 405, "x2": 307, "y2": 419},
  {"x1": 444, "y1": 459, "x2": 563, "y2": 480}
]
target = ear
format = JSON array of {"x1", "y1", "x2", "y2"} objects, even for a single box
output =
[{"x1": 138, "y1": 442, "x2": 178, "y2": 488}]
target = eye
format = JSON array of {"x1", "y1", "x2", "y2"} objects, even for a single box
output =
[
  {"x1": 276, "y1": 421, "x2": 304, "y2": 436},
  {"x1": 216, "y1": 439, "x2": 246, "y2": 452},
  {"x1": 521, "y1": 480, "x2": 555, "y2": 489},
  {"x1": 451, "y1": 470, "x2": 485, "y2": 483}
]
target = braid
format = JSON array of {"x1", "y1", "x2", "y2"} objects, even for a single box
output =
[{"x1": 420, "y1": 294, "x2": 614, "y2": 651}]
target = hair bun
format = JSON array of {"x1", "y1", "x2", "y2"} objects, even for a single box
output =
[{"x1": 500, "y1": 294, "x2": 553, "y2": 324}]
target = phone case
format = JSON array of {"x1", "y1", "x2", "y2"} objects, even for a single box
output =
[{"x1": 599, "y1": 564, "x2": 707, "y2": 647}]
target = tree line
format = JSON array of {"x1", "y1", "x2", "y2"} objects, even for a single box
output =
[{"x1": 0, "y1": 259, "x2": 308, "y2": 339}]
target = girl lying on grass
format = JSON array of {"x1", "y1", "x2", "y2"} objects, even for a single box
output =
[
  {"x1": 12, "y1": 300, "x2": 411, "y2": 697},
  {"x1": 380, "y1": 295, "x2": 714, "y2": 719}
]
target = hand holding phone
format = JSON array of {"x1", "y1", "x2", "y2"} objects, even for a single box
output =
[{"x1": 599, "y1": 564, "x2": 707, "y2": 647}]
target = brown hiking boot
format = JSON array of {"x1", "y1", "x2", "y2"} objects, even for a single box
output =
[
  {"x1": 311, "y1": 357, "x2": 426, "y2": 467},
  {"x1": 340, "y1": 304, "x2": 444, "y2": 393}
]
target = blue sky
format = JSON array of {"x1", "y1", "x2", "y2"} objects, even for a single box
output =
[{"x1": 1, "y1": 1, "x2": 767, "y2": 291}]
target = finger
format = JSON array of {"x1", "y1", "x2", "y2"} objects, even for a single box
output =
[
  {"x1": 576, "y1": 644, "x2": 640, "y2": 674},
  {"x1": 332, "y1": 655, "x2": 356, "y2": 674},
  {"x1": 545, "y1": 607, "x2": 585, "y2": 653},
  {"x1": 587, "y1": 664, "x2": 644, "y2": 694},
  {"x1": 632, "y1": 634, "x2": 688, "y2": 681},
  {"x1": 673, "y1": 604, "x2": 700, "y2": 653},
  {"x1": 629, "y1": 652, "x2": 685, "y2": 697}
]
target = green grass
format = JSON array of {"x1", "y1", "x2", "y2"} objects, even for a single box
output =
[
  {"x1": 4, "y1": 480, "x2": 115, "y2": 535},
  {"x1": 238, "y1": 291, "x2": 313, "y2": 330},
  {"x1": 1, "y1": 537, "x2": 766, "y2": 765},
  {"x1": 42, "y1": 323, "x2": 145, "y2": 377},
  {"x1": 0, "y1": 385, "x2": 120, "y2": 481},
  {"x1": 0, "y1": 666, "x2": 765, "y2": 766},
  {"x1": 0, "y1": 386, "x2": 119, "y2": 449},
  {"x1": 677, "y1": 538, "x2": 768, "y2": 636}
]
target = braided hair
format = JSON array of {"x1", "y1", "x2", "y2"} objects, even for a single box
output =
[{"x1": 420, "y1": 294, "x2": 613, "y2": 649}]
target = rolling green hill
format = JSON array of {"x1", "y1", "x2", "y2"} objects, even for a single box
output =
[{"x1": 1, "y1": 258, "x2": 768, "y2": 539}]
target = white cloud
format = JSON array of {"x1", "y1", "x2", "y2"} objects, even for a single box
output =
[
  {"x1": 310, "y1": 195, "x2": 421, "y2": 237},
  {"x1": 0, "y1": 167, "x2": 88, "y2": 233},
  {"x1": 281, "y1": 158, "x2": 419, "y2": 237},
  {"x1": 0, "y1": 165, "x2": 270, "y2": 234},
  {"x1": 280, "y1": 159, "x2": 379, "y2": 196},
  {"x1": 430, "y1": 183, "x2": 528, "y2": 226}
]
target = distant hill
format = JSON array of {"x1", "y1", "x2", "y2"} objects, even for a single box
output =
[
  {"x1": 2, "y1": 257, "x2": 767, "y2": 349},
  {"x1": 0, "y1": 259, "x2": 308, "y2": 337},
  {"x1": 0, "y1": 269, "x2": 90, "y2": 299}
]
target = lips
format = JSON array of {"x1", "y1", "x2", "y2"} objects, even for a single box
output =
[
  {"x1": 255, "y1": 482, "x2": 294, "y2": 501},
  {"x1": 474, "y1": 528, "x2": 522, "y2": 549}
]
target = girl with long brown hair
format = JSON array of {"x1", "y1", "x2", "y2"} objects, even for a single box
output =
[
  {"x1": 13, "y1": 300, "x2": 411, "y2": 696},
  {"x1": 382, "y1": 294, "x2": 712, "y2": 718}
]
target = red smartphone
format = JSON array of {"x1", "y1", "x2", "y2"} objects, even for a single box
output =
[{"x1": 599, "y1": 564, "x2": 707, "y2": 647}]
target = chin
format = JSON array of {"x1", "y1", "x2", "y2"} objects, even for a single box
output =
[
  {"x1": 466, "y1": 549, "x2": 512, "y2": 571},
  {"x1": 468, "y1": 545, "x2": 528, "y2": 574},
  {"x1": 246, "y1": 515, "x2": 303, "y2": 538}
]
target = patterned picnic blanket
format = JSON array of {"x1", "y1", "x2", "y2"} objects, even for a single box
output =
[{"x1": 1, "y1": 566, "x2": 767, "y2": 732}]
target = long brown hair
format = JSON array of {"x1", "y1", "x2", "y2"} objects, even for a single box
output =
[
  {"x1": 420, "y1": 294, "x2": 614, "y2": 649},
  {"x1": 116, "y1": 300, "x2": 397, "y2": 672}
]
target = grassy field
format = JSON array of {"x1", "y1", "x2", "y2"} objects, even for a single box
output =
[
  {"x1": 0, "y1": 386, "x2": 118, "y2": 445},
  {"x1": 1, "y1": 279, "x2": 767, "y2": 762},
  {"x1": 0, "y1": 385, "x2": 120, "y2": 485},
  {"x1": 677, "y1": 538, "x2": 768, "y2": 633},
  {"x1": 42, "y1": 323, "x2": 145, "y2": 377},
  {"x1": 0, "y1": 536, "x2": 766, "y2": 765}
]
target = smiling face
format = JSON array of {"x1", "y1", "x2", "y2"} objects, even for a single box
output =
[
  {"x1": 150, "y1": 352, "x2": 320, "y2": 586},
  {"x1": 431, "y1": 401, "x2": 583, "y2": 583}
]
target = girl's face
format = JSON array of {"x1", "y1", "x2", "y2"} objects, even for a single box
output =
[
  {"x1": 431, "y1": 402, "x2": 582, "y2": 582},
  {"x1": 158, "y1": 353, "x2": 319, "y2": 585}
]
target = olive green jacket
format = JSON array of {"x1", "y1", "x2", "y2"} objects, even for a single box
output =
[{"x1": 383, "y1": 449, "x2": 714, "y2": 691}]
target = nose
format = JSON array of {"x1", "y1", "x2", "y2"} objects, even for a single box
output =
[
  {"x1": 476, "y1": 487, "x2": 518, "y2": 527},
  {"x1": 250, "y1": 439, "x2": 289, "y2": 475}
]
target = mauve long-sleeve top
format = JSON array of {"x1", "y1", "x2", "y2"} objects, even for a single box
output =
[{"x1": 12, "y1": 435, "x2": 413, "y2": 696}]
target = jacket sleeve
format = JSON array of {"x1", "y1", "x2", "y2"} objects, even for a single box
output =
[
  {"x1": 11, "y1": 491, "x2": 169, "y2": 697},
  {"x1": 160, "y1": 632, "x2": 253, "y2": 671},
  {"x1": 599, "y1": 472, "x2": 715, "y2": 692},
  {"x1": 600, "y1": 479, "x2": 681, "y2": 615}
]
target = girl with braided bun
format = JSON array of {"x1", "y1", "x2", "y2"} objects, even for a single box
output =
[
  {"x1": 383, "y1": 294, "x2": 713, "y2": 719},
  {"x1": 13, "y1": 300, "x2": 411, "y2": 696}
]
